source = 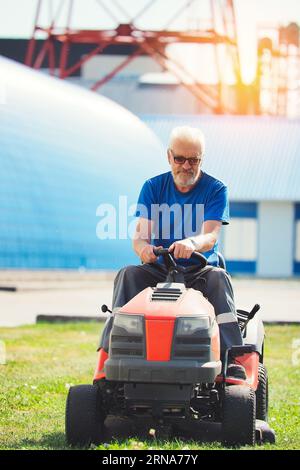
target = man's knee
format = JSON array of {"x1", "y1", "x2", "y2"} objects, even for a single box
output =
[
  {"x1": 205, "y1": 267, "x2": 231, "y2": 288},
  {"x1": 114, "y1": 264, "x2": 142, "y2": 286}
]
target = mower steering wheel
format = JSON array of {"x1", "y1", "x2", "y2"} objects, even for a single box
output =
[{"x1": 153, "y1": 247, "x2": 207, "y2": 270}]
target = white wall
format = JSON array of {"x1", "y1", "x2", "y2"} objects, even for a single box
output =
[
  {"x1": 257, "y1": 201, "x2": 294, "y2": 277},
  {"x1": 82, "y1": 55, "x2": 162, "y2": 79},
  {"x1": 223, "y1": 218, "x2": 257, "y2": 261}
]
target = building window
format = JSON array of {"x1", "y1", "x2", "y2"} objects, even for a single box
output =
[
  {"x1": 224, "y1": 218, "x2": 257, "y2": 260},
  {"x1": 295, "y1": 221, "x2": 300, "y2": 262},
  {"x1": 294, "y1": 203, "x2": 300, "y2": 274},
  {"x1": 223, "y1": 202, "x2": 257, "y2": 274}
]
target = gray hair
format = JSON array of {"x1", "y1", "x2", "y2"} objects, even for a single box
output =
[{"x1": 169, "y1": 126, "x2": 205, "y2": 155}]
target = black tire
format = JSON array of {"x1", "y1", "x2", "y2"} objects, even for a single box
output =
[
  {"x1": 221, "y1": 385, "x2": 256, "y2": 446},
  {"x1": 65, "y1": 384, "x2": 105, "y2": 447},
  {"x1": 256, "y1": 364, "x2": 268, "y2": 421}
]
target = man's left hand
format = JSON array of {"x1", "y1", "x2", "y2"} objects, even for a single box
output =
[{"x1": 168, "y1": 239, "x2": 195, "y2": 259}]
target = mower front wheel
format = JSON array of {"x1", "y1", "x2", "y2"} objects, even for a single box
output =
[
  {"x1": 221, "y1": 385, "x2": 256, "y2": 446},
  {"x1": 65, "y1": 384, "x2": 105, "y2": 447}
]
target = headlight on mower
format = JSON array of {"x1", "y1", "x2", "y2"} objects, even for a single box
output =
[
  {"x1": 110, "y1": 314, "x2": 144, "y2": 358},
  {"x1": 176, "y1": 316, "x2": 210, "y2": 336},
  {"x1": 113, "y1": 314, "x2": 143, "y2": 335},
  {"x1": 173, "y1": 316, "x2": 211, "y2": 360}
]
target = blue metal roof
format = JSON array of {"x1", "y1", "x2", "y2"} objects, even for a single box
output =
[{"x1": 140, "y1": 114, "x2": 300, "y2": 201}]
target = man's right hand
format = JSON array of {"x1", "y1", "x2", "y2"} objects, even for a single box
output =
[{"x1": 139, "y1": 244, "x2": 162, "y2": 264}]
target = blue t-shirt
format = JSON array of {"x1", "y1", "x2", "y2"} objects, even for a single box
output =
[{"x1": 135, "y1": 171, "x2": 229, "y2": 267}]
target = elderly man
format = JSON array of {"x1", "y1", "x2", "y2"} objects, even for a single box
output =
[{"x1": 98, "y1": 126, "x2": 244, "y2": 379}]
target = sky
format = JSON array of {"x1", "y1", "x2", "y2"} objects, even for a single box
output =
[{"x1": 0, "y1": 0, "x2": 299, "y2": 83}]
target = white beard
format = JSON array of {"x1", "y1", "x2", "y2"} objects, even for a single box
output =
[{"x1": 172, "y1": 170, "x2": 199, "y2": 187}]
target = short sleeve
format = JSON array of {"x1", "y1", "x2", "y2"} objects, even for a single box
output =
[
  {"x1": 204, "y1": 183, "x2": 229, "y2": 225},
  {"x1": 134, "y1": 180, "x2": 156, "y2": 220}
]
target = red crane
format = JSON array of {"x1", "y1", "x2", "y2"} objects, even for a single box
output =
[{"x1": 25, "y1": 0, "x2": 242, "y2": 113}]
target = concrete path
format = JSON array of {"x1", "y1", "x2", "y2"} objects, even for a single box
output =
[
  {"x1": 0, "y1": 285, "x2": 112, "y2": 327},
  {"x1": 0, "y1": 271, "x2": 299, "y2": 327}
]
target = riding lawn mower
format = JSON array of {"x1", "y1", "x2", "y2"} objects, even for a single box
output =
[{"x1": 65, "y1": 248, "x2": 275, "y2": 447}]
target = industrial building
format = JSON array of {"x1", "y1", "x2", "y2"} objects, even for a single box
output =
[
  {"x1": 1, "y1": 57, "x2": 299, "y2": 276},
  {"x1": 0, "y1": 3, "x2": 299, "y2": 277},
  {"x1": 0, "y1": 38, "x2": 237, "y2": 115}
]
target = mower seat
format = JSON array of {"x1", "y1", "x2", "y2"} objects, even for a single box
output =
[{"x1": 217, "y1": 252, "x2": 226, "y2": 270}]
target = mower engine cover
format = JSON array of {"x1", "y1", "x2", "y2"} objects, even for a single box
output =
[{"x1": 104, "y1": 282, "x2": 221, "y2": 384}]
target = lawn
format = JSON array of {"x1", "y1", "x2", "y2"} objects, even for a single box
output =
[{"x1": 0, "y1": 322, "x2": 299, "y2": 450}]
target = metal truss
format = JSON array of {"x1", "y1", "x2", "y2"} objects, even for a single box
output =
[{"x1": 25, "y1": 0, "x2": 242, "y2": 113}]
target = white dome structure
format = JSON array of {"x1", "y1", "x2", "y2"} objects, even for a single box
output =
[{"x1": 0, "y1": 57, "x2": 165, "y2": 269}]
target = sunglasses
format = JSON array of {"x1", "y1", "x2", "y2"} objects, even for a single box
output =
[{"x1": 169, "y1": 149, "x2": 202, "y2": 166}]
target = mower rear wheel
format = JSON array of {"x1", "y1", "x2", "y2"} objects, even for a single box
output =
[
  {"x1": 256, "y1": 364, "x2": 268, "y2": 421},
  {"x1": 65, "y1": 384, "x2": 105, "y2": 447},
  {"x1": 221, "y1": 385, "x2": 256, "y2": 446}
]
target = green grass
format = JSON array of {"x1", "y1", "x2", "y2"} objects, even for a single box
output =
[{"x1": 0, "y1": 323, "x2": 299, "y2": 450}]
